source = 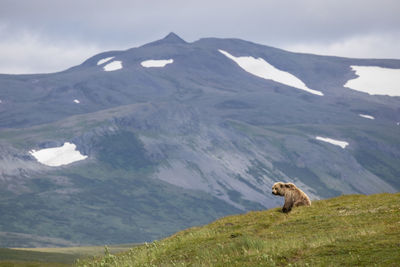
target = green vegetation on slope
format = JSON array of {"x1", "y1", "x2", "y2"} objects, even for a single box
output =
[
  {"x1": 95, "y1": 131, "x2": 152, "y2": 170},
  {"x1": 0, "y1": 163, "x2": 241, "y2": 246},
  {"x1": 0, "y1": 247, "x2": 75, "y2": 267},
  {"x1": 0, "y1": 244, "x2": 134, "y2": 267},
  {"x1": 78, "y1": 193, "x2": 400, "y2": 266}
]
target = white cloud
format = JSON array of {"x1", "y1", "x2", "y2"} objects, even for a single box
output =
[
  {"x1": 282, "y1": 33, "x2": 400, "y2": 59},
  {"x1": 0, "y1": 28, "x2": 102, "y2": 74}
]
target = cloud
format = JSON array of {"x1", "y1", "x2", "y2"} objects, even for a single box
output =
[
  {"x1": 282, "y1": 33, "x2": 400, "y2": 59},
  {"x1": 1, "y1": 0, "x2": 399, "y2": 45},
  {"x1": 0, "y1": 1, "x2": 399, "y2": 73},
  {"x1": 0, "y1": 28, "x2": 103, "y2": 74}
]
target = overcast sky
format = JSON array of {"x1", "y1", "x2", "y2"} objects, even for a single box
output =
[{"x1": 0, "y1": 0, "x2": 399, "y2": 74}]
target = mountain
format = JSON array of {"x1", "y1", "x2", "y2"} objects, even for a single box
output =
[{"x1": 0, "y1": 33, "x2": 399, "y2": 246}]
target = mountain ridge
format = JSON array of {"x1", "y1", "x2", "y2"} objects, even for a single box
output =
[{"x1": 0, "y1": 33, "x2": 399, "y2": 246}]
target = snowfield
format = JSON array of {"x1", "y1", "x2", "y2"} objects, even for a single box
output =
[
  {"x1": 29, "y1": 142, "x2": 88, "y2": 167},
  {"x1": 103, "y1": 61, "x2": 123, "y2": 71},
  {"x1": 344, "y1": 66, "x2": 400, "y2": 96},
  {"x1": 141, "y1": 59, "x2": 174, "y2": 68},
  {"x1": 315, "y1": 136, "x2": 349, "y2": 149},
  {"x1": 359, "y1": 114, "x2": 374, "y2": 120},
  {"x1": 97, "y1": 57, "x2": 115, "y2": 65},
  {"x1": 219, "y1": 49, "x2": 323, "y2": 96}
]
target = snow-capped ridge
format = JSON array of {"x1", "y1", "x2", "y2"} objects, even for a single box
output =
[
  {"x1": 219, "y1": 49, "x2": 324, "y2": 96},
  {"x1": 103, "y1": 61, "x2": 122, "y2": 71},
  {"x1": 141, "y1": 59, "x2": 174, "y2": 68},
  {"x1": 97, "y1": 57, "x2": 115, "y2": 65},
  {"x1": 315, "y1": 136, "x2": 349, "y2": 149},
  {"x1": 29, "y1": 142, "x2": 88, "y2": 167},
  {"x1": 359, "y1": 114, "x2": 374, "y2": 120},
  {"x1": 344, "y1": 66, "x2": 400, "y2": 97}
]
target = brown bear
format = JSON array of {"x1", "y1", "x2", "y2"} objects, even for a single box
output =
[{"x1": 272, "y1": 182, "x2": 311, "y2": 213}]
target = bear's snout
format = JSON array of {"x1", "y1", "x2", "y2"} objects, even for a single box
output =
[{"x1": 272, "y1": 188, "x2": 278, "y2": 195}]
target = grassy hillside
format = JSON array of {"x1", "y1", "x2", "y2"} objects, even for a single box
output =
[
  {"x1": 0, "y1": 248, "x2": 74, "y2": 266},
  {"x1": 0, "y1": 244, "x2": 134, "y2": 267},
  {"x1": 77, "y1": 193, "x2": 400, "y2": 266}
]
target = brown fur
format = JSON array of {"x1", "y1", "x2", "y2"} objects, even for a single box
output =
[{"x1": 272, "y1": 182, "x2": 311, "y2": 213}]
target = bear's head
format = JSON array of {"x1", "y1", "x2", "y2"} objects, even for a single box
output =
[{"x1": 272, "y1": 182, "x2": 294, "y2": 196}]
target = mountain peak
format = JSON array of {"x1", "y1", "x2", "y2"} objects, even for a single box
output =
[
  {"x1": 142, "y1": 32, "x2": 187, "y2": 47},
  {"x1": 161, "y1": 32, "x2": 187, "y2": 44}
]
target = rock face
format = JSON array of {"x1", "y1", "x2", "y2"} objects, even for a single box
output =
[{"x1": 0, "y1": 33, "x2": 399, "y2": 246}]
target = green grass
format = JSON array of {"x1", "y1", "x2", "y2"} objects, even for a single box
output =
[
  {"x1": 0, "y1": 247, "x2": 75, "y2": 266},
  {"x1": 77, "y1": 193, "x2": 400, "y2": 266},
  {"x1": 0, "y1": 244, "x2": 135, "y2": 267}
]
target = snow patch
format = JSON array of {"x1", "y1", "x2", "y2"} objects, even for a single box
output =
[
  {"x1": 219, "y1": 49, "x2": 323, "y2": 96},
  {"x1": 73, "y1": 99, "x2": 80, "y2": 104},
  {"x1": 344, "y1": 66, "x2": 400, "y2": 96},
  {"x1": 97, "y1": 56, "x2": 114, "y2": 65},
  {"x1": 29, "y1": 142, "x2": 88, "y2": 167},
  {"x1": 315, "y1": 136, "x2": 349, "y2": 149},
  {"x1": 103, "y1": 61, "x2": 122, "y2": 71},
  {"x1": 141, "y1": 59, "x2": 174, "y2": 68},
  {"x1": 359, "y1": 114, "x2": 374, "y2": 120}
]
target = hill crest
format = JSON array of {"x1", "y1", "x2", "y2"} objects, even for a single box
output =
[{"x1": 78, "y1": 193, "x2": 400, "y2": 266}]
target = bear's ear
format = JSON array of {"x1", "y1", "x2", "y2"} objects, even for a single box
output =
[{"x1": 285, "y1": 183, "x2": 294, "y2": 188}]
